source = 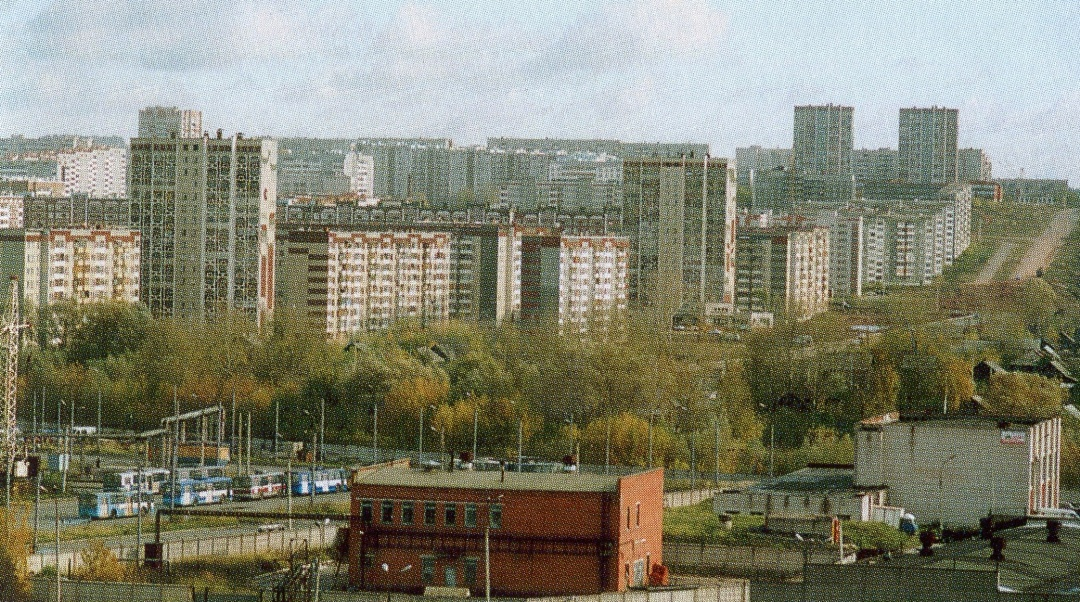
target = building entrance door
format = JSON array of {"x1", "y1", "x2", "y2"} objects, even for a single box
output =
[
  {"x1": 445, "y1": 566, "x2": 457, "y2": 587},
  {"x1": 633, "y1": 559, "x2": 645, "y2": 587}
]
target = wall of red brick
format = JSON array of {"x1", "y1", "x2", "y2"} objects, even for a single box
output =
[
  {"x1": 613, "y1": 468, "x2": 664, "y2": 590},
  {"x1": 349, "y1": 468, "x2": 664, "y2": 596}
]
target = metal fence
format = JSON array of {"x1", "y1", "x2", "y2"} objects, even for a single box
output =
[
  {"x1": 31, "y1": 578, "x2": 193, "y2": 602},
  {"x1": 28, "y1": 524, "x2": 340, "y2": 574}
]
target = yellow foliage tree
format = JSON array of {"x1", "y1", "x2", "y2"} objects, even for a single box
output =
[
  {"x1": 0, "y1": 504, "x2": 33, "y2": 602},
  {"x1": 74, "y1": 541, "x2": 128, "y2": 582}
]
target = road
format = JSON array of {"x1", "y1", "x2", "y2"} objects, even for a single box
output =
[
  {"x1": 1010, "y1": 207, "x2": 1079, "y2": 280},
  {"x1": 974, "y1": 242, "x2": 1014, "y2": 283}
]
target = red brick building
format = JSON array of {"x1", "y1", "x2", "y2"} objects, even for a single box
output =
[{"x1": 348, "y1": 465, "x2": 663, "y2": 597}]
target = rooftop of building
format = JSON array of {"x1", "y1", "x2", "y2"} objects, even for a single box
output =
[
  {"x1": 351, "y1": 464, "x2": 657, "y2": 493},
  {"x1": 741, "y1": 464, "x2": 869, "y2": 495},
  {"x1": 894, "y1": 520, "x2": 1080, "y2": 594},
  {"x1": 858, "y1": 412, "x2": 1050, "y2": 429}
]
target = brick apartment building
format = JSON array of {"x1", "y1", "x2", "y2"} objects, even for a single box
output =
[{"x1": 348, "y1": 465, "x2": 664, "y2": 597}]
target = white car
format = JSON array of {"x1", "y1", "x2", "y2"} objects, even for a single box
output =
[{"x1": 1037, "y1": 507, "x2": 1080, "y2": 520}]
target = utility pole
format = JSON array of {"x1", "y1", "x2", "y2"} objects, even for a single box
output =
[
  {"x1": 246, "y1": 412, "x2": 252, "y2": 476},
  {"x1": 372, "y1": 404, "x2": 379, "y2": 465},
  {"x1": 59, "y1": 401, "x2": 67, "y2": 495},
  {"x1": 96, "y1": 390, "x2": 102, "y2": 455},
  {"x1": 714, "y1": 417, "x2": 721, "y2": 487},
  {"x1": 319, "y1": 397, "x2": 325, "y2": 464},
  {"x1": 273, "y1": 399, "x2": 279, "y2": 460},
  {"x1": 171, "y1": 386, "x2": 178, "y2": 509},
  {"x1": 484, "y1": 526, "x2": 491, "y2": 602},
  {"x1": 135, "y1": 465, "x2": 142, "y2": 566},
  {"x1": 286, "y1": 457, "x2": 293, "y2": 530},
  {"x1": 418, "y1": 406, "x2": 425, "y2": 461},
  {"x1": 604, "y1": 415, "x2": 611, "y2": 475},
  {"x1": 647, "y1": 411, "x2": 655, "y2": 469},
  {"x1": 230, "y1": 393, "x2": 236, "y2": 459},
  {"x1": 516, "y1": 417, "x2": 523, "y2": 472},
  {"x1": 32, "y1": 468, "x2": 41, "y2": 552},
  {"x1": 310, "y1": 429, "x2": 316, "y2": 507},
  {"x1": 54, "y1": 498, "x2": 60, "y2": 602},
  {"x1": 472, "y1": 404, "x2": 478, "y2": 463}
]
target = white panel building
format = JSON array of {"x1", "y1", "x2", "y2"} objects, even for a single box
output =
[
  {"x1": 0, "y1": 193, "x2": 24, "y2": 229},
  {"x1": 23, "y1": 228, "x2": 141, "y2": 306},
  {"x1": 344, "y1": 149, "x2": 377, "y2": 205},
  {"x1": 558, "y1": 235, "x2": 629, "y2": 333},
  {"x1": 325, "y1": 230, "x2": 450, "y2": 334},
  {"x1": 56, "y1": 147, "x2": 127, "y2": 198}
]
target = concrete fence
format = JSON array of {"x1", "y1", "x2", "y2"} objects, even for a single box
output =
[
  {"x1": 31, "y1": 578, "x2": 193, "y2": 602},
  {"x1": 663, "y1": 542, "x2": 838, "y2": 580},
  {"x1": 28, "y1": 524, "x2": 341, "y2": 574},
  {"x1": 313, "y1": 586, "x2": 744, "y2": 602},
  {"x1": 663, "y1": 489, "x2": 719, "y2": 509}
]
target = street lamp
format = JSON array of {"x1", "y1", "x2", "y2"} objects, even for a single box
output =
[
  {"x1": 642, "y1": 408, "x2": 662, "y2": 469},
  {"x1": 938, "y1": 453, "x2": 957, "y2": 528},
  {"x1": 419, "y1": 404, "x2": 436, "y2": 462}
]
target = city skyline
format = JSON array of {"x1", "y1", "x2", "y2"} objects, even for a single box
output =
[{"x1": 1, "y1": 1, "x2": 1078, "y2": 184}]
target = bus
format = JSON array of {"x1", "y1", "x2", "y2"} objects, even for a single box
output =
[
  {"x1": 78, "y1": 490, "x2": 154, "y2": 519},
  {"x1": 102, "y1": 468, "x2": 171, "y2": 494},
  {"x1": 174, "y1": 466, "x2": 226, "y2": 480},
  {"x1": 291, "y1": 468, "x2": 350, "y2": 495},
  {"x1": 161, "y1": 476, "x2": 233, "y2": 507},
  {"x1": 234, "y1": 471, "x2": 286, "y2": 500}
]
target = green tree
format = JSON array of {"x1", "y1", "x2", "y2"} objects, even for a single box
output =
[{"x1": 0, "y1": 505, "x2": 32, "y2": 601}]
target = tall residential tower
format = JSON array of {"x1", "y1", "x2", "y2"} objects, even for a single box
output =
[{"x1": 898, "y1": 107, "x2": 958, "y2": 184}]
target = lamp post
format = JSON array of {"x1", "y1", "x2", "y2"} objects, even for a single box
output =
[
  {"x1": 419, "y1": 405, "x2": 435, "y2": 463},
  {"x1": 938, "y1": 453, "x2": 957, "y2": 528},
  {"x1": 759, "y1": 402, "x2": 775, "y2": 478},
  {"x1": 372, "y1": 402, "x2": 379, "y2": 465}
]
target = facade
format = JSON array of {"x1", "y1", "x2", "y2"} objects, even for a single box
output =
[
  {"x1": 853, "y1": 147, "x2": 898, "y2": 183},
  {"x1": 24, "y1": 194, "x2": 133, "y2": 229},
  {"x1": 557, "y1": 235, "x2": 629, "y2": 333},
  {"x1": 793, "y1": 104, "x2": 853, "y2": 178},
  {"x1": 998, "y1": 178, "x2": 1070, "y2": 204},
  {"x1": 56, "y1": 146, "x2": 127, "y2": 198},
  {"x1": 344, "y1": 148, "x2": 376, "y2": 204},
  {"x1": 715, "y1": 465, "x2": 885, "y2": 522},
  {"x1": 0, "y1": 193, "x2": 23, "y2": 229},
  {"x1": 0, "y1": 228, "x2": 140, "y2": 309},
  {"x1": 898, "y1": 107, "x2": 959, "y2": 184},
  {"x1": 734, "y1": 223, "x2": 830, "y2": 321},
  {"x1": 735, "y1": 146, "x2": 792, "y2": 186},
  {"x1": 275, "y1": 228, "x2": 450, "y2": 335},
  {"x1": 348, "y1": 465, "x2": 664, "y2": 596},
  {"x1": 807, "y1": 210, "x2": 863, "y2": 299},
  {"x1": 621, "y1": 156, "x2": 737, "y2": 322},
  {"x1": 957, "y1": 148, "x2": 992, "y2": 182},
  {"x1": 128, "y1": 133, "x2": 277, "y2": 324},
  {"x1": 854, "y1": 413, "x2": 1061, "y2": 526},
  {"x1": 137, "y1": 106, "x2": 203, "y2": 139}
]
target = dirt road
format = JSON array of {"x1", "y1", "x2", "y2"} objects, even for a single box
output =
[
  {"x1": 1011, "y1": 208, "x2": 1079, "y2": 280},
  {"x1": 974, "y1": 242, "x2": 1014, "y2": 283}
]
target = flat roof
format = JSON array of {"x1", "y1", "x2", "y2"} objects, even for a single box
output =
[
  {"x1": 746, "y1": 467, "x2": 869, "y2": 494},
  {"x1": 351, "y1": 465, "x2": 634, "y2": 493}
]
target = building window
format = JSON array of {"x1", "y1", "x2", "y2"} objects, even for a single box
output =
[
  {"x1": 381, "y1": 500, "x2": 394, "y2": 524},
  {"x1": 489, "y1": 504, "x2": 502, "y2": 529},
  {"x1": 626, "y1": 506, "x2": 631, "y2": 529},
  {"x1": 425, "y1": 502, "x2": 437, "y2": 525},
  {"x1": 360, "y1": 500, "x2": 373, "y2": 524},
  {"x1": 445, "y1": 503, "x2": 457, "y2": 526},
  {"x1": 636, "y1": 503, "x2": 641, "y2": 527},
  {"x1": 464, "y1": 503, "x2": 477, "y2": 527},
  {"x1": 402, "y1": 501, "x2": 414, "y2": 525},
  {"x1": 421, "y1": 556, "x2": 436, "y2": 584},
  {"x1": 463, "y1": 557, "x2": 478, "y2": 586}
]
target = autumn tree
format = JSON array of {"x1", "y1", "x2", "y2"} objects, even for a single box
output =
[
  {"x1": 982, "y1": 372, "x2": 1065, "y2": 418},
  {"x1": 0, "y1": 505, "x2": 32, "y2": 601},
  {"x1": 75, "y1": 541, "x2": 128, "y2": 582}
]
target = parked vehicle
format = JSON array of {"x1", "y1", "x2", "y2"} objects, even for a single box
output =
[
  {"x1": 102, "y1": 468, "x2": 170, "y2": 494},
  {"x1": 161, "y1": 476, "x2": 233, "y2": 507},
  {"x1": 78, "y1": 490, "x2": 154, "y2": 519},
  {"x1": 291, "y1": 468, "x2": 349, "y2": 495},
  {"x1": 234, "y1": 471, "x2": 286, "y2": 500}
]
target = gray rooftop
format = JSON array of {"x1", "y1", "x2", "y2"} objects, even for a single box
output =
[
  {"x1": 352, "y1": 465, "x2": 631, "y2": 493},
  {"x1": 748, "y1": 467, "x2": 859, "y2": 494}
]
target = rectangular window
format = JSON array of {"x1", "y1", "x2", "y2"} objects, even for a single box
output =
[
  {"x1": 626, "y1": 506, "x2": 631, "y2": 529},
  {"x1": 360, "y1": 500, "x2": 373, "y2": 523},
  {"x1": 463, "y1": 558, "x2": 478, "y2": 586},
  {"x1": 489, "y1": 504, "x2": 502, "y2": 529},
  {"x1": 381, "y1": 500, "x2": 394, "y2": 524},
  {"x1": 424, "y1": 502, "x2": 437, "y2": 525},
  {"x1": 445, "y1": 503, "x2": 457, "y2": 526},
  {"x1": 421, "y1": 556, "x2": 436, "y2": 584},
  {"x1": 636, "y1": 503, "x2": 641, "y2": 527},
  {"x1": 402, "y1": 501, "x2": 414, "y2": 525},
  {"x1": 464, "y1": 503, "x2": 477, "y2": 527}
]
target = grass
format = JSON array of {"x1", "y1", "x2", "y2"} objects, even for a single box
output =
[
  {"x1": 43, "y1": 515, "x2": 239, "y2": 543},
  {"x1": 664, "y1": 500, "x2": 783, "y2": 547},
  {"x1": 993, "y1": 243, "x2": 1027, "y2": 281},
  {"x1": 841, "y1": 520, "x2": 916, "y2": 552},
  {"x1": 158, "y1": 552, "x2": 291, "y2": 592}
]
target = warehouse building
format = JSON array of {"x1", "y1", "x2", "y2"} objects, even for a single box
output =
[
  {"x1": 855, "y1": 412, "x2": 1061, "y2": 527},
  {"x1": 348, "y1": 464, "x2": 664, "y2": 597}
]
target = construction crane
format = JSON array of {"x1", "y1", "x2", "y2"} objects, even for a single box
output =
[{"x1": 2, "y1": 276, "x2": 29, "y2": 480}]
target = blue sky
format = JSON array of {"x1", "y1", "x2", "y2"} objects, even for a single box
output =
[{"x1": 2, "y1": 0, "x2": 1078, "y2": 183}]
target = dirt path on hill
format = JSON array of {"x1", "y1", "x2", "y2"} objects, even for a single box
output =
[{"x1": 1011, "y1": 208, "x2": 1079, "y2": 280}]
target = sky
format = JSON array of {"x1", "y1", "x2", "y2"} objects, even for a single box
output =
[{"x1": 1, "y1": 0, "x2": 1079, "y2": 183}]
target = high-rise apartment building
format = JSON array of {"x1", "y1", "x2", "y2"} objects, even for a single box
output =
[
  {"x1": 137, "y1": 106, "x2": 203, "y2": 139},
  {"x1": 735, "y1": 146, "x2": 792, "y2": 186},
  {"x1": 343, "y1": 148, "x2": 376, "y2": 205},
  {"x1": 0, "y1": 194, "x2": 24, "y2": 229},
  {"x1": 852, "y1": 148, "x2": 898, "y2": 183},
  {"x1": 128, "y1": 133, "x2": 277, "y2": 324},
  {"x1": 793, "y1": 104, "x2": 854, "y2": 178},
  {"x1": 898, "y1": 107, "x2": 958, "y2": 184},
  {"x1": 621, "y1": 156, "x2": 736, "y2": 322},
  {"x1": 56, "y1": 147, "x2": 127, "y2": 198},
  {"x1": 0, "y1": 228, "x2": 140, "y2": 309},
  {"x1": 734, "y1": 223, "x2": 830, "y2": 321},
  {"x1": 957, "y1": 148, "x2": 992, "y2": 182},
  {"x1": 558, "y1": 236, "x2": 628, "y2": 333}
]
